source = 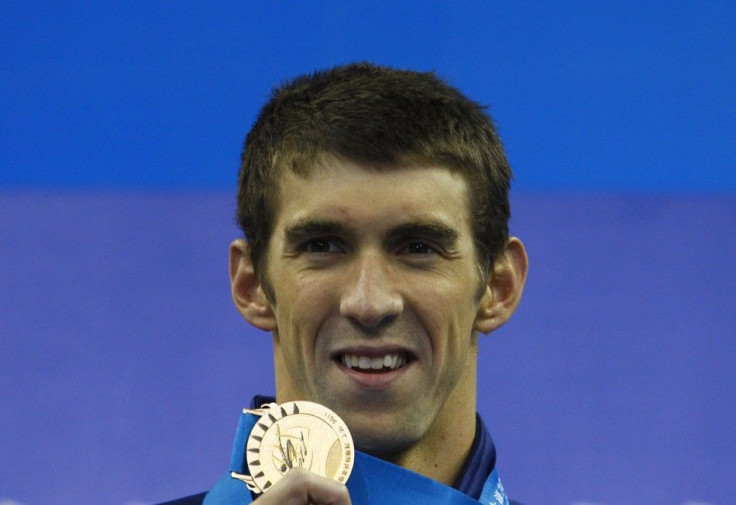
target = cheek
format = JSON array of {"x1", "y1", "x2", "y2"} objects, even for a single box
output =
[
  {"x1": 422, "y1": 286, "x2": 479, "y2": 358},
  {"x1": 291, "y1": 282, "x2": 335, "y2": 324},
  {"x1": 273, "y1": 278, "x2": 336, "y2": 351}
]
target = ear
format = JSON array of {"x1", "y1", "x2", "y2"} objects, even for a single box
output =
[
  {"x1": 474, "y1": 237, "x2": 528, "y2": 334},
  {"x1": 229, "y1": 239, "x2": 277, "y2": 331}
]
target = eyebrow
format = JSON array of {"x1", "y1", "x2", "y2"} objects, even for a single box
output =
[
  {"x1": 387, "y1": 221, "x2": 459, "y2": 245},
  {"x1": 283, "y1": 219, "x2": 353, "y2": 245}
]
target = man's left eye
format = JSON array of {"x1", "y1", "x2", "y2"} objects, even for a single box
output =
[{"x1": 402, "y1": 242, "x2": 436, "y2": 255}]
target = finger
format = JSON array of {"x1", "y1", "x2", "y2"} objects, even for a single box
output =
[{"x1": 253, "y1": 468, "x2": 352, "y2": 505}]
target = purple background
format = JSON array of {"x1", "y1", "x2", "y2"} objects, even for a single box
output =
[{"x1": 2, "y1": 193, "x2": 734, "y2": 504}]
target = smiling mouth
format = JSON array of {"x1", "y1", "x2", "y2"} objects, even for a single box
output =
[{"x1": 338, "y1": 353, "x2": 410, "y2": 373}]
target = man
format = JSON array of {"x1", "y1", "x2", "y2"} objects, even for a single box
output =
[{"x1": 162, "y1": 62, "x2": 527, "y2": 505}]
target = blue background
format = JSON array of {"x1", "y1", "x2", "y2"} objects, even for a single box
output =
[{"x1": 1, "y1": 2, "x2": 734, "y2": 504}]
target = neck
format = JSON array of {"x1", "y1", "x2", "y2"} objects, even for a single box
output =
[
  {"x1": 382, "y1": 414, "x2": 476, "y2": 487},
  {"x1": 372, "y1": 364, "x2": 478, "y2": 486}
]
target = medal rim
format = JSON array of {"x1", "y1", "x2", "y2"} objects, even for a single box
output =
[{"x1": 245, "y1": 400, "x2": 354, "y2": 493}]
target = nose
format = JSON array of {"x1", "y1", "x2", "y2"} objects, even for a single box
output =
[{"x1": 339, "y1": 252, "x2": 403, "y2": 331}]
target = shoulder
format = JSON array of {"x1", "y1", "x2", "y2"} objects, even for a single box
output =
[{"x1": 155, "y1": 492, "x2": 207, "y2": 505}]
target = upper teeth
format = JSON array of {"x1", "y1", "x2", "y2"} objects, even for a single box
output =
[{"x1": 341, "y1": 353, "x2": 405, "y2": 370}]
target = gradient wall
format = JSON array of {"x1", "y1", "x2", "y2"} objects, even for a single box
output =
[{"x1": 2, "y1": 3, "x2": 734, "y2": 504}]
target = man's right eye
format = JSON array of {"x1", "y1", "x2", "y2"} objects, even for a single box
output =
[{"x1": 303, "y1": 239, "x2": 341, "y2": 253}]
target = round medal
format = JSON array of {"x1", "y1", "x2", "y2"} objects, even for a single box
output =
[{"x1": 245, "y1": 401, "x2": 354, "y2": 493}]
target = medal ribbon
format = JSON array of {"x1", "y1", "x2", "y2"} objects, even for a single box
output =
[{"x1": 205, "y1": 410, "x2": 509, "y2": 505}]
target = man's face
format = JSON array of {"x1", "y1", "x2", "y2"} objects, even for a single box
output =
[{"x1": 261, "y1": 159, "x2": 488, "y2": 455}]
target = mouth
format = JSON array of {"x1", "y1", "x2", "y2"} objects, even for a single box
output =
[{"x1": 336, "y1": 351, "x2": 412, "y2": 374}]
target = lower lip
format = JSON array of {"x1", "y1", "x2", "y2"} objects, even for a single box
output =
[{"x1": 336, "y1": 361, "x2": 412, "y2": 389}]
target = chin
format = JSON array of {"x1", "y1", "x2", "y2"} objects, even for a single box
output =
[
  {"x1": 349, "y1": 422, "x2": 421, "y2": 458},
  {"x1": 318, "y1": 394, "x2": 428, "y2": 454}
]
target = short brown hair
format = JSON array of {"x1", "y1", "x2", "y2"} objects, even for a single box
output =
[{"x1": 236, "y1": 62, "x2": 512, "y2": 282}]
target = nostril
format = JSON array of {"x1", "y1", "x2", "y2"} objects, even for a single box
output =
[
  {"x1": 340, "y1": 290, "x2": 404, "y2": 329},
  {"x1": 346, "y1": 313, "x2": 398, "y2": 333}
]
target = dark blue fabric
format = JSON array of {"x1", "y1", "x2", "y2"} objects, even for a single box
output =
[
  {"x1": 453, "y1": 414, "x2": 497, "y2": 500},
  {"x1": 249, "y1": 394, "x2": 276, "y2": 410}
]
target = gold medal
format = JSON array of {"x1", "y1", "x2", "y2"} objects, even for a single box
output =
[{"x1": 234, "y1": 401, "x2": 354, "y2": 494}]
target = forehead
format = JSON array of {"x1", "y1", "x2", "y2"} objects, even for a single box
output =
[{"x1": 271, "y1": 160, "x2": 472, "y2": 232}]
